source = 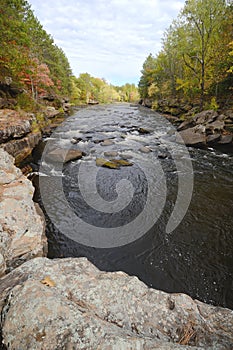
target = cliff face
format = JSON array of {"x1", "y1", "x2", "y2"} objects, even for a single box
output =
[
  {"x1": 0, "y1": 148, "x2": 47, "y2": 276},
  {"x1": 0, "y1": 109, "x2": 41, "y2": 165}
]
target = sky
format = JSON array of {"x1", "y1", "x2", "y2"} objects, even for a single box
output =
[{"x1": 28, "y1": 0, "x2": 185, "y2": 86}]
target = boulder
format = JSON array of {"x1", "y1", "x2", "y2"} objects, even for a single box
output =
[
  {"x1": 216, "y1": 114, "x2": 226, "y2": 122},
  {"x1": 104, "y1": 151, "x2": 119, "y2": 157},
  {"x1": 139, "y1": 146, "x2": 152, "y2": 153},
  {"x1": 206, "y1": 133, "x2": 221, "y2": 144},
  {"x1": 138, "y1": 127, "x2": 151, "y2": 134},
  {"x1": 142, "y1": 98, "x2": 153, "y2": 108},
  {"x1": 158, "y1": 152, "x2": 168, "y2": 159},
  {"x1": 96, "y1": 157, "x2": 120, "y2": 169},
  {"x1": 0, "y1": 257, "x2": 232, "y2": 349},
  {"x1": 100, "y1": 139, "x2": 114, "y2": 146},
  {"x1": 0, "y1": 149, "x2": 46, "y2": 276},
  {"x1": 178, "y1": 127, "x2": 206, "y2": 146},
  {"x1": 194, "y1": 110, "x2": 218, "y2": 124},
  {"x1": 206, "y1": 120, "x2": 225, "y2": 133},
  {"x1": 218, "y1": 134, "x2": 233, "y2": 144},
  {"x1": 62, "y1": 102, "x2": 72, "y2": 112},
  {"x1": 177, "y1": 119, "x2": 195, "y2": 131},
  {"x1": 46, "y1": 149, "x2": 84, "y2": 163},
  {"x1": 45, "y1": 107, "x2": 60, "y2": 119},
  {"x1": 96, "y1": 158, "x2": 133, "y2": 169}
]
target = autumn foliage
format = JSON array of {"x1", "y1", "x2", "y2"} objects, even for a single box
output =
[{"x1": 0, "y1": 0, "x2": 72, "y2": 102}]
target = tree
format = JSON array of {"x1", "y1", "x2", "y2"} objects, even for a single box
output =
[
  {"x1": 181, "y1": 0, "x2": 227, "y2": 108},
  {"x1": 138, "y1": 54, "x2": 157, "y2": 99}
]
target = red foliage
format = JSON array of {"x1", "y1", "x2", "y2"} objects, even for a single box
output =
[{"x1": 20, "y1": 58, "x2": 54, "y2": 98}]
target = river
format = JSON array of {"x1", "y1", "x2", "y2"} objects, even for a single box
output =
[{"x1": 31, "y1": 103, "x2": 233, "y2": 309}]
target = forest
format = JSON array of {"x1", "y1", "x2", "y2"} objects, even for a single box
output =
[
  {"x1": 0, "y1": 0, "x2": 139, "y2": 112},
  {"x1": 139, "y1": 0, "x2": 233, "y2": 115}
]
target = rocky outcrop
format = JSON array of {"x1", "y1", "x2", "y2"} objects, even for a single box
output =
[
  {"x1": 153, "y1": 99, "x2": 193, "y2": 116},
  {"x1": 0, "y1": 109, "x2": 34, "y2": 144},
  {"x1": 0, "y1": 257, "x2": 232, "y2": 350},
  {"x1": 177, "y1": 110, "x2": 233, "y2": 147},
  {"x1": 2, "y1": 132, "x2": 41, "y2": 165},
  {"x1": 0, "y1": 109, "x2": 42, "y2": 164},
  {"x1": 0, "y1": 149, "x2": 47, "y2": 277}
]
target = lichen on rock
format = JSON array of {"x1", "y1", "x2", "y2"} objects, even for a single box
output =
[{"x1": 0, "y1": 257, "x2": 232, "y2": 350}]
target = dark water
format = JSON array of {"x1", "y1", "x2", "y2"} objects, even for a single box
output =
[{"x1": 31, "y1": 103, "x2": 233, "y2": 309}]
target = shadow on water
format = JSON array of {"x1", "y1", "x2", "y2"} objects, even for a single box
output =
[{"x1": 31, "y1": 104, "x2": 233, "y2": 309}]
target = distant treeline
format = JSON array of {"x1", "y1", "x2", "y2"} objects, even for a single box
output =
[
  {"x1": 0, "y1": 0, "x2": 139, "y2": 110},
  {"x1": 139, "y1": 0, "x2": 233, "y2": 112}
]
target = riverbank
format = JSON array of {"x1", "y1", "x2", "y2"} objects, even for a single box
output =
[
  {"x1": 0, "y1": 104, "x2": 233, "y2": 349},
  {"x1": 0, "y1": 101, "x2": 72, "y2": 168},
  {"x1": 140, "y1": 99, "x2": 233, "y2": 153}
]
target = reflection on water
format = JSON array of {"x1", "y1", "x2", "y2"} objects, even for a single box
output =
[{"x1": 32, "y1": 104, "x2": 233, "y2": 309}]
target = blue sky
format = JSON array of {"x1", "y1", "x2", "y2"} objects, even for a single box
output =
[{"x1": 28, "y1": 0, "x2": 185, "y2": 86}]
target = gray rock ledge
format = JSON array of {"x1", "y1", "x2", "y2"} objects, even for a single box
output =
[{"x1": 0, "y1": 257, "x2": 232, "y2": 350}]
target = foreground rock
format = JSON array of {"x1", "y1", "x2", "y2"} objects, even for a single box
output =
[
  {"x1": 0, "y1": 257, "x2": 232, "y2": 349},
  {"x1": 0, "y1": 149, "x2": 47, "y2": 277}
]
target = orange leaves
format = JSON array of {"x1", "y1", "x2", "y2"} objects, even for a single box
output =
[{"x1": 40, "y1": 276, "x2": 56, "y2": 287}]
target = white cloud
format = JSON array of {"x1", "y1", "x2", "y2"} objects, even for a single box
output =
[{"x1": 28, "y1": 0, "x2": 185, "y2": 85}]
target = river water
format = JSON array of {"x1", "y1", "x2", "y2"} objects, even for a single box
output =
[{"x1": 31, "y1": 103, "x2": 233, "y2": 309}]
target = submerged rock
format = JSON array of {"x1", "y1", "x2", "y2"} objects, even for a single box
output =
[
  {"x1": 100, "y1": 139, "x2": 114, "y2": 146},
  {"x1": 0, "y1": 257, "x2": 232, "y2": 350},
  {"x1": 104, "y1": 151, "x2": 119, "y2": 157},
  {"x1": 0, "y1": 149, "x2": 46, "y2": 277},
  {"x1": 138, "y1": 127, "x2": 151, "y2": 134}
]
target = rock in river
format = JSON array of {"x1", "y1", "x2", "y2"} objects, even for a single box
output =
[
  {"x1": 100, "y1": 139, "x2": 114, "y2": 146},
  {"x1": 46, "y1": 148, "x2": 84, "y2": 163},
  {"x1": 139, "y1": 146, "x2": 152, "y2": 153},
  {"x1": 0, "y1": 257, "x2": 232, "y2": 350},
  {"x1": 104, "y1": 151, "x2": 119, "y2": 157},
  {"x1": 96, "y1": 158, "x2": 133, "y2": 169}
]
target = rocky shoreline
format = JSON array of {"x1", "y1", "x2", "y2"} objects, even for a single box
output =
[
  {"x1": 0, "y1": 105, "x2": 70, "y2": 167},
  {"x1": 140, "y1": 99, "x2": 233, "y2": 152},
  {"x1": 0, "y1": 131, "x2": 233, "y2": 348}
]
